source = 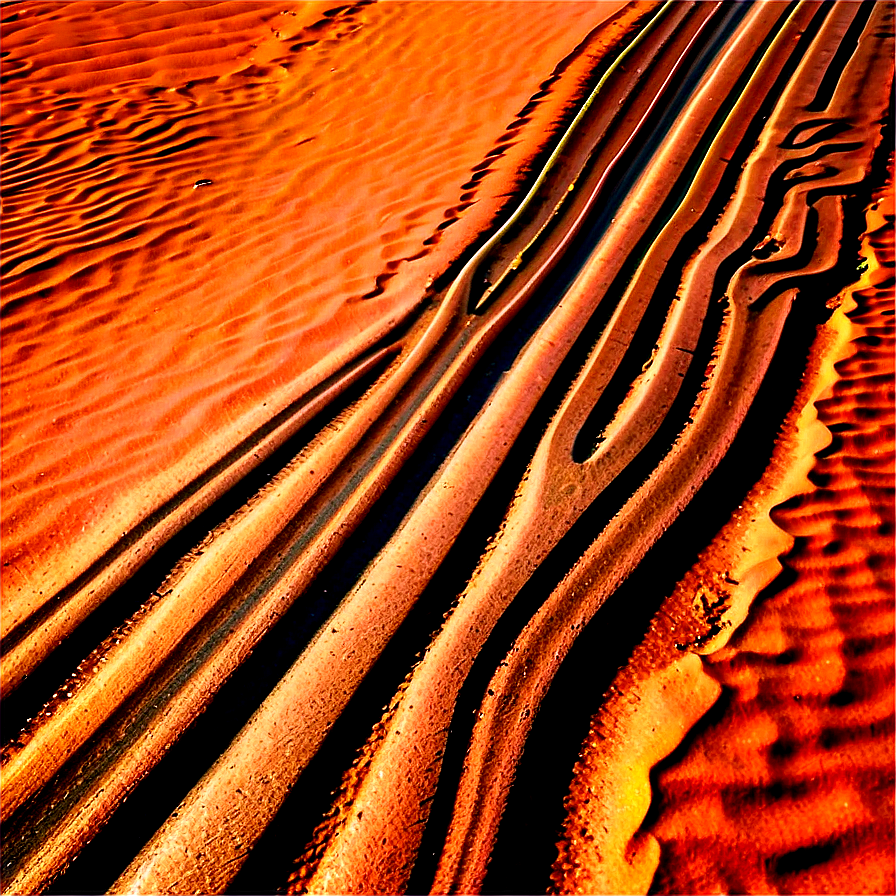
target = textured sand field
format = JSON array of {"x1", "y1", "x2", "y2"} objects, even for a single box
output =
[
  {"x1": 553, "y1": 158, "x2": 895, "y2": 896},
  {"x1": 1, "y1": 2, "x2": 893, "y2": 894}
]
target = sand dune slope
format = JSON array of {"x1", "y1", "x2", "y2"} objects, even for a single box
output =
[{"x1": 1, "y1": 2, "x2": 892, "y2": 894}]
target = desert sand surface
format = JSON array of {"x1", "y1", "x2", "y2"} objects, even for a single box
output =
[
  {"x1": 1, "y1": 2, "x2": 893, "y2": 894},
  {"x1": 553, "y1": 153, "x2": 895, "y2": 896}
]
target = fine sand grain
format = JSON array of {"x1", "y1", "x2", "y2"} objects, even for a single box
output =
[{"x1": 1, "y1": 2, "x2": 893, "y2": 894}]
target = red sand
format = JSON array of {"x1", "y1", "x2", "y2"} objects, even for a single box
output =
[
  {"x1": 552, "y1": 83, "x2": 895, "y2": 896},
  {"x1": 2, "y1": 3, "x2": 893, "y2": 895},
  {"x1": 2, "y1": 0, "x2": 628, "y2": 651},
  {"x1": 647, "y1": 159, "x2": 895, "y2": 896}
]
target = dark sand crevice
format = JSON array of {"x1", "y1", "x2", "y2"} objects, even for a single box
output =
[
  {"x1": 551, "y1": 20, "x2": 894, "y2": 893},
  {"x1": 3, "y1": 0, "x2": 634, "y2": 648},
  {"x1": 1, "y1": 3, "x2": 893, "y2": 895}
]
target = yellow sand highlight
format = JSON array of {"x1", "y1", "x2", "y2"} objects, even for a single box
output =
[{"x1": 551, "y1": 183, "x2": 884, "y2": 896}]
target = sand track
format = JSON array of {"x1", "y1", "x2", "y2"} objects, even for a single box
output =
[{"x1": 1, "y1": 2, "x2": 892, "y2": 894}]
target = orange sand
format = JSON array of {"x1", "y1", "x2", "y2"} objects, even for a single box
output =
[
  {"x1": 553, "y1": 151, "x2": 894, "y2": 896},
  {"x1": 647, "y1": 160, "x2": 895, "y2": 896},
  {"x1": 2, "y1": 2, "x2": 645, "y2": 892},
  {"x1": 1, "y1": 0, "x2": 627, "y2": 640},
  {"x1": 2, "y1": 3, "x2": 894, "y2": 895}
]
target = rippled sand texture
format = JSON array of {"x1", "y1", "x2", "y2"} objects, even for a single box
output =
[
  {"x1": 647, "y1": 173, "x2": 895, "y2": 894},
  {"x1": 2, "y1": 0, "x2": 631, "y2": 684},
  {"x1": 1, "y1": 1, "x2": 894, "y2": 895},
  {"x1": 2, "y1": 0, "x2": 645, "y2": 891},
  {"x1": 553, "y1": 166, "x2": 895, "y2": 896}
]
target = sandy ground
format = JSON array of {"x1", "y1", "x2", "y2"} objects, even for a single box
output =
[{"x1": 1, "y1": 2, "x2": 893, "y2": 894}]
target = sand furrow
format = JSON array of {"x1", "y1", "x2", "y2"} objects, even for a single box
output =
[
  {"x1": 552, "y1": 19, "x2": 893, "y2": 887},
  {"x1": 3, "y1": 3, "x2": 662, "y2": 892},
  {"x1": 1, "y1": 2, "x2": 892, "y2": 894},
  {"x1": 3, "y1": 0, "x2": 637, "y2": 642}
]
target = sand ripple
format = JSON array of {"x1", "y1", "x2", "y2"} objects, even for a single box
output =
[
  {"x1": 2, "y1": 0, "x2": 629, "y2": 646},
  {"x1": 1, "y1": 2, "x2": 892, "y2": 894},
  {"x1": 646, "y1": 158, "x2": 895, "y2": 896}
]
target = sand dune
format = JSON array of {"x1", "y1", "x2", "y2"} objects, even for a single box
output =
[
  {"x1": 1, "y1": 2, "x2": 893, "y2": 894},
  {"x1": 644, "y1": 164, "x2": 895, "y2": 896},
  {"x1": 2, "y1": 0, "x2": 631, "y2": 680}
]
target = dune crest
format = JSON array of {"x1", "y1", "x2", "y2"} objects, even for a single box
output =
[{"x1": 1, "y1": 3, "x2": 892, "y2": 895}]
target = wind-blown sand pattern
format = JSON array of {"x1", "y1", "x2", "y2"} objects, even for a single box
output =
[
  {"x1": 1, "y1": 2, "x2": 893, "y2": 895},
  {"x1": 647, "y1": 175, "x2": 895, "y2": 893},
  {"x1": 552, "y1": 154, "x2": 895, "y2": 896}
]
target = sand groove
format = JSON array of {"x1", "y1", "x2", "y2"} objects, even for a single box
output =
[
  {"x1": 646, "y1": 152, "x2": 895, "y2": 896},
  {"x1": 1, "y1": 2, "x2": 892, "y2": 894},
  {"x1": 2, "y1": 0, "x2": 637, "y2": 675}
]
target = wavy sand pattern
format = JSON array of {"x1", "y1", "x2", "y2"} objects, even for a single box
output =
[
  {"x1": 646, "y1": 163, "x2": 895, "y2": 896},
  {"x1": 2, "y1": 0, "x2": 633, "y2": 684},
  {"x1": 1, "y1": 2, "x2": 893, "y2": 894},
  {"x1": 552, "y1": 157, "x2": 895, "y2": 896}
]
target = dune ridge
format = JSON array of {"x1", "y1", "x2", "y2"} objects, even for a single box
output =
[{"x1": 1, "y1": 2, "x2": 892, "y2": 895}]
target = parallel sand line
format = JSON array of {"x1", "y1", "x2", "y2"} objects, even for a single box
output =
[
  {"x1": 0, "y1": 1, "x2": 652, "y2": 689},
  {"x1": 552, "y1": 76, "x2": 895, "y2": 896},
  {"x1": 1, "y1": 0, "x2": 638, "y2": 660},
  {"x1": 102, "y1": 6, "x2": 731, "y2": 894},
  {"x1": 288, "y1": 7, "x2": 887, "y2": 892},
  {"x1": 1, "y1": 3, "x2": 662, "y2": 893},
  {"x1": 0, "y1": 3, "x2": 892, "y2": 895},
  {"x1": 299, "y1": 5, "x2": 893, "y2": 893}
]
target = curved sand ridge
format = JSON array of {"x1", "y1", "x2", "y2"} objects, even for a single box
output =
[
  {"x1": 1, "y1": 2, "x2": 893, "y2": 895},
  {"x1": 552, "y1": 125, "x2": 895, "y2": 896},
  {"x1": 645, "y1": 158, "x2": 896, "y2": 895},
  {"x1": 288, "y1": 2, "x2": 891, "y2": 893},
  {"x1": 1, "y1": 1, "x2": 647, "y2": 892},
  {"x1": 1, "y1": 0, "x2": 631, "y2": 679}
]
